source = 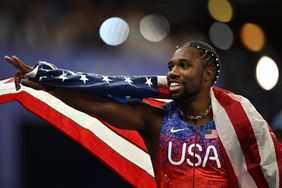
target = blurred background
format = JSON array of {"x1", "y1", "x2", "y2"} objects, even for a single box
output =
[{"x1": 0, "y1": 0, "x2": 282, "y2": 187}]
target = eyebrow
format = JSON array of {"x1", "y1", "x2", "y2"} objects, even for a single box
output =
[
  {"x1": 168, "y1": 58, "x2": 192, "y2": 64},
  {"x1": 178, "y1": 59, "x2": 192, "y2": 63}
]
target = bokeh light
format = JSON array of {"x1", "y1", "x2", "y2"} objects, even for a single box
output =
[
  {"x1": 209, "y1": 22, "x2": 233, "y2": 50},
  {"x1": 240, "y1": 23, "x2": 266, "y2": 52},
  {"x1": 256, "y1": 56, "x2": 279, "y2": 90},
  {"x1": 99, "y1": 17, "x2": 129, "y2": 46},
  {"x1": 208, "y1": 0, "x2": 233, "y2": 22},
  {"x1": 139, "y1": 14, "x2": 170, "y2": 42}
]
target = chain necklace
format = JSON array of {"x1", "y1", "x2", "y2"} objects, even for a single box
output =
[{"x1": 179, "y1": 104, "x2": 212, "y2": 120}]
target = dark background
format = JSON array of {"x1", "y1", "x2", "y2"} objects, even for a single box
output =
[{"x1": 22, "y1": 119, "x2": 132, "y2": 188}]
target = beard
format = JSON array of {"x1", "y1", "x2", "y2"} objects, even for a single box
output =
[
  {"x1": 171, "y1": 85, "x2": 200, "y2": 101},
  {"x1": 168, "y1": 74, "x2": 204, "y2": 101}
]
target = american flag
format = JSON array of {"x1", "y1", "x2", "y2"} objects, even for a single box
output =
[
  {"x1": 25, "y1": 61, "x2": 170, "y2": 99},
  {"x1": 1, "y1": 61, "x2": 282, "y2": 187},
  {"x1": 205, "y1": 129, "x2": 218, "y2": 139},
  {"x1": 0, "y1": 77, "x2": 161, "y2": 188}
]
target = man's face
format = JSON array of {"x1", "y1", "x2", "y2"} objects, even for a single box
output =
[{"x1": 167, "y1": 47, "x2": 206, "y2": 100}]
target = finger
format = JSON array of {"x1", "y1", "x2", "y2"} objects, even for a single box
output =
[
  {"x1": 4, "y1": 55, "x2": 32, "y2": 73},
  {"x1": 4, "y1": 55, "x2": 18, "y2": 68},
  {"x1": 20, "y1": 79, "x2": 46, "y2": 90},
  {"x1": 14, "y1": 72, "x2": 24, "y2": 90},
  {"x1": 4, "y1": 56, "x2": 16, "y2": 67},
  {"x1": 12, "y1": 56, "x2": 33, "y2": 72}
]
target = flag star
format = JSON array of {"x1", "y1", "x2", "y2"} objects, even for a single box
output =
[
  {"x1": 124, "y1": 76, "x2": 133, "y2": 85},
  {"x1": 101, "y1": 75, "x2": 112, "y2": 84},
  {"x1": 79, "y1": 75, "x2": 89, "y2": 84},
  {"x1": 145, "y1": 77, "x2": 153, "y2": 87},
  {"x1": 57, "y1": 71, "x2": 68, "y2": 82}
]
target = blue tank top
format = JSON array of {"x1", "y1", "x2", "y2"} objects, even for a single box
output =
[{"x1": 154, "y1": 101, "x2": 231, "y2": 188}]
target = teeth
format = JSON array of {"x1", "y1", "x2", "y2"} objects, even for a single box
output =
[{"x1": 170, "y1": 82, "x2": 181, "y2": 87}]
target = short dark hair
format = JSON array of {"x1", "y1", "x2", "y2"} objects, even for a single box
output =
[{"x1": 176, "y1": 41, "x2": 221, "y2": 84}]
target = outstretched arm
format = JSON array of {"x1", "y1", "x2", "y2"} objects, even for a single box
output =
[
  {"x1": 4, "y1": 56, "x2": 170, "y2": 98},
  {"x1": 4, "y1": 55, "x2": 164, "y2": 132}
]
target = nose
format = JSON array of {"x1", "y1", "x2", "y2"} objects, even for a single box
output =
[{"x1": 167, "y1": 65, "x2": 180, "y2": 79}]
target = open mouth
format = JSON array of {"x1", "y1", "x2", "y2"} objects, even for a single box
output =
[{"x1": 168, "y1": 80, "x2": 184, "y2": 92}]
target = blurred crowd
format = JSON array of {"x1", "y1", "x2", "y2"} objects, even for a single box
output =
[{"x1": 0, "y1": 0, "x2": 138, "y2": 50}]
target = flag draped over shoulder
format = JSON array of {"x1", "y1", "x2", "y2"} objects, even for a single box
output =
[
  {"x1": 1, "y1": 61, "x2": 282, "y2": 187},
  {"x1": 210, "y1": 87, "x2": 282, "y2": 188}
]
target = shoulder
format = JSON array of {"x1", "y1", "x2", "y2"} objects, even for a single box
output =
[
  {"x1": 211, "y1": 86, "x2": 250, "y2": 106},
  {"x1": 164, "y1": 100, "x2": 176, "y2": 111}
]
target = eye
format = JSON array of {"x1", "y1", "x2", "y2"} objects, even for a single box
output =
[
  {"x1": 168, "y1": 63, "x2": 174, "y2": 71},
  {"x1": 180, "y1": 62, "x2": 190, "y2": 69}
]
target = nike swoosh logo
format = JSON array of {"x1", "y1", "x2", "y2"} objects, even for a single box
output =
[{"x1": 170, "y1": 127, "x2": 186, "y2": 133}]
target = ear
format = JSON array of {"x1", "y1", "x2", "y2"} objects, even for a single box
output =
[{"x1": 203, "y1": 67, "x2": 215, "y2": 84}]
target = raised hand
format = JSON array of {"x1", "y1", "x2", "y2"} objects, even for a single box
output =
[{"x1": 4, "y1": 55, "x2": 45, "y2": 90}]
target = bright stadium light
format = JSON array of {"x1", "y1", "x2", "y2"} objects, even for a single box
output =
[
  {"x1": 209, "y1": 22, "x2": 233, "y2": 50},
  {"x1": 99, "y1": 17, "x2": 129, "y2": 46},
  {"x1": 256, "y1": 56, "x2": 279, "y2": 90},
  {"x1": 208, "y1": 0, "x2": 233, "y2": 22},
  {"x1": 240, "y1": 23, "x2": 266, "y2": 52},
  {"x1": 139, "y1": 14, "x2": 170, "y2": 42}
]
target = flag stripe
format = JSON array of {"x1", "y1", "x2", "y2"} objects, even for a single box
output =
[
  {"x1": 221, "y1": 99, "x2": 267, "y2": 187},
  {"x1": 157, "y1": 76, "x2": 171, "y2": 99},
  {"x1": 269, "y1": 128, "x2": 282, "y2": 188},
  {"x1": 0, "y1": 79, "x2": 157, "y2": 188},
  {"x1": 212, "y1": 87, "x2": 277, "y2": 187},
  {"x1": 94, "y1": 118, "x2": 149, "y2": 153},
  {"x1": 18, "y1": 92, "x2": 156, "y2": 187},
  {"x1": 211, "y1": 88, "x2": 256, "y2": 187},
  {"x1": 24, "y1": 88, "x2": 154, "y2": 176},
  {"x1": 220, "y1": 139, "x2": 240, "y2": 188},
  {"x1": 235, "y1": 94, "x2": 280, "y2": 187}
]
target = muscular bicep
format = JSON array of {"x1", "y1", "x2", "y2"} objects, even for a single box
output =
[
  {"x1": 50, "y1": 89, "x2": 164, "y2": 131},
  {"x1": 92, "y1": 101, "x2": 163, "y2": 130}
]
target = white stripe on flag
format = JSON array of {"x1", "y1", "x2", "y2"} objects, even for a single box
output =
[
  {"x1": 157, "y1": 76, "x2": 167, "y2": 87},
  {"x1": 210, "y1": 89, "x2": 257, "y2": 188},
  {"x1": 0, "y1": 81, "x2": 155, "y2": 177},
  {"x1": 234, "y1": 94, "x2": 279, "y2": 188},
  {"x1": 0, "y1": 78, "x2": 17, "y2": 93}
]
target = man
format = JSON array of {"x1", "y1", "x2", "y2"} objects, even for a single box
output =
[{"x1": 4, "y1": 41, "x2": 281, "y2": 188}]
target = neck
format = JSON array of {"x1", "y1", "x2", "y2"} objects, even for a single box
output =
[
  {"x1": 177, "y1": 90, "x2": 212, "y2": 126},
  {"x1": 180, "y1": 104, "x2": 211, "y2": 120}
]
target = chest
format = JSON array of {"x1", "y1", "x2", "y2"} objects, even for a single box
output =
[
  {"x1": 157, "y1": 112, "x2": 223, "y2": 169},
  {"x1": 153, "y1": 105, "x2": 231, "y2": 187}
]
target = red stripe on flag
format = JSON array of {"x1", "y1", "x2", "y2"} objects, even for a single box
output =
[
  {"x1": 157, "y1": 86, "x2": 171, "y2": 99},
  {"x1": 0, "y1": 93, "x2": 19, "y2": 104},
  {"x1": 3, "y1": 90, "x2": 156, "y2": 188},
  {"x1": 142, "y1": 98, "x2": 166, "y2": 107},
  {"x1": 213, "y1": 87, "x2": 269, "y2": 187},
  {"x1": 268, "y1": 126, "x2": 282, "y2": 186},
  {"x1": 220, "y1": 139, "x2": 240, "y2": 188},
  {"x1": 4, "y1": 77, "x2": 15, "y2": 84}
]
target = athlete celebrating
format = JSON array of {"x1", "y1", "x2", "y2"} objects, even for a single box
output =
[{"x1": 4, "y1": 41, "x2": 281, "y2": 188}]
